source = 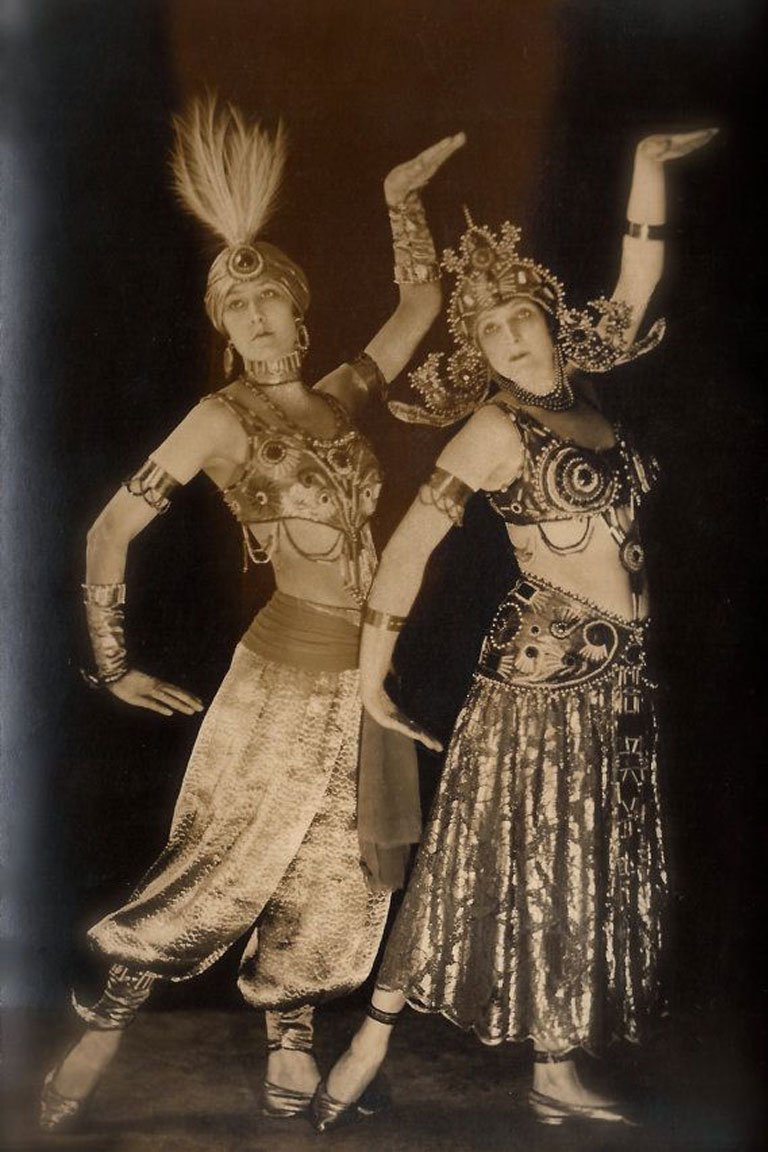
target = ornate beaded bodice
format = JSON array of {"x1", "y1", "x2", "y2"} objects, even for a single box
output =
[
  {"x1": 207, "y1": 386, "x2": 382, "y2": 605},
  {"x1": 484, "y1": 398, "x2": 659, "y2": 616},
  {"x1": 485, "y1": 400, "x2": 656, "y2": 526}
]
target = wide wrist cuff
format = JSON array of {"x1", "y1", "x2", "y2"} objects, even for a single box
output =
[
  {"x1": 388, "y1": 192, "x2": 440, "y2": 285},
  {"x1": 82, "y1": 583, "x2": 129, "y2": 683}
]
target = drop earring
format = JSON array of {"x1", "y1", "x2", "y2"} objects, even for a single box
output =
[
  {"x1": 296, "y1": 322, "x2": 310, "y2": 357},
  {"x1": 223, "y1": 341, "x2": 236, "y2": 379}
]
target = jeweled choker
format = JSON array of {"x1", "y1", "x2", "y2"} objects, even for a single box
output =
[{"x1": 244, "y1": 349, "x2": 303, "y2": 385}]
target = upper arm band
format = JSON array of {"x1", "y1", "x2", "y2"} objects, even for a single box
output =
[
  {"x1": 123, "y1": 458, "x2": 181, "y2": 514},
  {"x1": 418, "y1": 467, "x2": 474, "y2": 527},
  {"x1": 349, "y1": 351, "x2": 388, "y2": 400}
]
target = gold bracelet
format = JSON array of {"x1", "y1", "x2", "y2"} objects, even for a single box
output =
[
  {"x1": 363, "y1": 605, "x2": 407, "y2": 632},
  {"x1": 625, "y1": 221, "x2": 666, "y2": 242},
  {"x1": 82, "y1": 582, "x2": 129, "y2": 683},
  {"x1": 82, "y1": 582, "x2": 126, "y2": 607}
]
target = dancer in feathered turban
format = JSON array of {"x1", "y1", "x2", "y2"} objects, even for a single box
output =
[
  {"x1": 314, "y1": 128, "x2": 716, "y2": 1131},
  {"x1": 40, "y1": 97, "x2": 464, "y2": 1132}
]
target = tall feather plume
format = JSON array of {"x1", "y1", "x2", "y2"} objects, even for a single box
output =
[{"x1": 171, "y1": 96, "x2": 287, "y2": 247}]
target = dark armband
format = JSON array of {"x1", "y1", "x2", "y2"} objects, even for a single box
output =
[
  {"x1": 81, "y1": 582, "x2": 129, "y2": 688},
  {"x1": 388, "y1": 192, "x2": 440, "y2": 285},
  {"x1": 123, "y1": 459, "x2": 180, "y2": 514},
  {"x1": 625, "y1": 220, "x2": 667, "y2": 242},
  {"x1": 348, "y1": 351, "x2": 389, "y2": 403},
  {"x1": 418, "y1": 467, "x2": 474, "y2": 527}
]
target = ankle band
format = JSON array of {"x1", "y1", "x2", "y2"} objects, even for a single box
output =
[
  {"x1": 366, "y1": 1003, "x2": 401, "y2": 1027},
  {"x1": 71, "y1": 964, "x2": 156, "y2": 1030}
]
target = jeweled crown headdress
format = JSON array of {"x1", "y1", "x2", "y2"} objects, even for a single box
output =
[
  {"x1": 171, "y1": 97, "x2": 310, "y2": 333},
  {"x1": 389, "y1": 211, "x2": 665, "y2": 426}
]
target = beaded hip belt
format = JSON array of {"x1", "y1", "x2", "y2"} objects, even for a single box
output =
[{"x1": 477, "y1": 576, "x2": 649, "y2": 691}]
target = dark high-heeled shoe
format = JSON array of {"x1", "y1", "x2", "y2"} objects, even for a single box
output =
[
  {"x1": 310, "y1": 1076, "x2": 391, "y2": 1132},
  {"x1": 312, "y1": 999, "x2": 398, "y2": 1133},
  {"x1": 39, "y1": 1065, "x2": 90, "y2": 1134},
  {"x1": 528, "y1": 1087, "x2": 638, "y2": 1127},
  {"x1": 310, "y1": 1081, "x2": 354, "y2": 1133},
  {"x1": 261, "y1": 1079, "x2": 315, "y2": 1119}
]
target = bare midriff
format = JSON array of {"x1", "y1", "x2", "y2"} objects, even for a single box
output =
[
  {"x1": 507, "y1": 510, "x2": 649, "y2": 622},
  {"x1": 245, "y1": 521, "x2": 364, "y2": 611}
]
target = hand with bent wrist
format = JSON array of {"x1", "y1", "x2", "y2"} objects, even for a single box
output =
[
  {"x1": 362, "y1": 682, "x2": 443, "y2": 754},
  {"x1": 384, "y1": 132, "x2": 466, "y2": 208},
  {"x1": 362, "y1": 132, "x2": 465, "y2": 388},
  {"x1": 82, "y1": 583, "x2": 204, "y2": 717},
  {"x1": 106, "y1": 669, "x2": 204, "y2": 717},
  {"x1": 635, "y1": 128, "x2": 717, "y2": 166},
  {"x1": 626, "y1": 128, "x2": 718, "y2": 235},
  {"x1": 360, "y1": 606, "x2": 443, "y2": 752},
  {"x1": 384, "y1": 133, "x2": 466, "y2": 285}
]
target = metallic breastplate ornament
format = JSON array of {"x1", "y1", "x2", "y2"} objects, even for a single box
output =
[{"x1": 219, "y1": 393, "x2": 382, "y2": 604}]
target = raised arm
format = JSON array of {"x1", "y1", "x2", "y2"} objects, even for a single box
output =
[
  {"x1": 609, "y1": 128, "x2": 717, "y2": 345},
  {"x1": 83, "y1": 400, "x2": 241, "y2": 715},
  {"x1": 319, "y1": 133, "x2": 465, "y2": 411},
  {"x1": 359, "y1": 405, "x2": 521, "y2": 749}
]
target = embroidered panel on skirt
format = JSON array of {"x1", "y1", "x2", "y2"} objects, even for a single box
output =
[
  {"x1": 88, "y1": 644, "x2": 389, "y2": 1007},
  {"x1": 378, "y1": 577, "x2": 667, "y2": 1049}
]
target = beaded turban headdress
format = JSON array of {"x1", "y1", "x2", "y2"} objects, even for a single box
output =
[
  {"x1": 389, "y1": 213, "x2": 665, "y2": 426},
  {"x1": 171, "y1": 97, "x2": 309, "y2": 333}
]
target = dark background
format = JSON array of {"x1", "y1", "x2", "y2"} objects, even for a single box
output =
[{"x1": 3, "y1": 0, "x2": 766, "y2": 1079}]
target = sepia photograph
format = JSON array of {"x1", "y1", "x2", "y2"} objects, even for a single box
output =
[{"x1": 2, "y1": 2, "x2": 765, "y2": 1150}]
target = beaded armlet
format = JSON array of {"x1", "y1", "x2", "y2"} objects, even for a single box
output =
[
  {"x1": 418, "y1": 467, "x2": 474, "y2": 527},
  {"x1": 388, "y1": 192, "x2": 440, "y2": 285}
]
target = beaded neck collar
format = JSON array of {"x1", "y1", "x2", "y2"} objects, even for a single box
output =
[{"x1": 243, "y1": 348, "x2": 303, "y2": 385}]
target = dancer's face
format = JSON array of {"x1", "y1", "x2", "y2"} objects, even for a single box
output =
[
  {"x1": 223, "y1": 278, "x2": 298, "y2": 363},
  {"x1": 475, "y1": 298, "x2": 556, "y2": 391}
]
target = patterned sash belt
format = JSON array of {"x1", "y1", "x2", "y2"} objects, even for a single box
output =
[
  {"x1": 241, "y1": 591, "x2": 361, "y2": 672},
  {"x1": 477, "y1": 575, "x2": 649, "y2": 693}
]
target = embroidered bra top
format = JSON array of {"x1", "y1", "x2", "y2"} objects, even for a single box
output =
[
  {"x1": 485, "y1": 398, "x2": 657, "y2": 526},
  {"x1": 204, "y1": 376, "x2": 382, "y2": 606},
  {"x1": 484, "y1": 397, "x2": 659, "y2": 604}
]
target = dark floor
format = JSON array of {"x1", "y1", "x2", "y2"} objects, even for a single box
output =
[{"x1": 2, "y1": 1006, "x2": 762, "y2": 1152}]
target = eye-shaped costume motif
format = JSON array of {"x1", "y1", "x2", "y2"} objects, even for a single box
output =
[{"x1": 479, "y1": 577, "x2": 647, "y2": 689}]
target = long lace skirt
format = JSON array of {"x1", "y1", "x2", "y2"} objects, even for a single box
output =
[
  {"x1": 88, "y1": 639, "x2": 389, "y2": 1009},
  {"x1": 379, "y1": 576, "x2": 667, "y2": 1049}
]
